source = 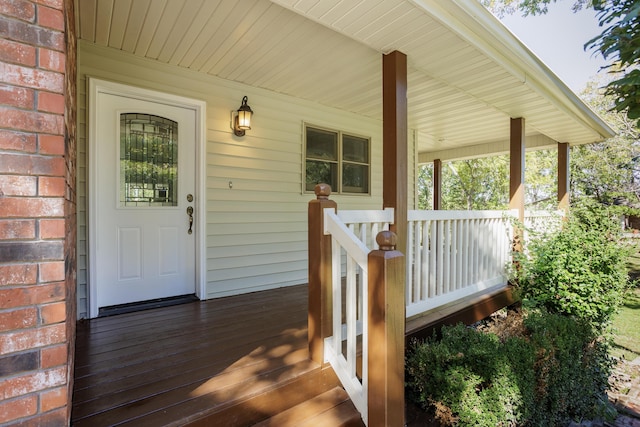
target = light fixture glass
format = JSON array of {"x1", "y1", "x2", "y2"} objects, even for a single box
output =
[{"x1": 234, "y1": 96, "x2": 253, "y2": 136}]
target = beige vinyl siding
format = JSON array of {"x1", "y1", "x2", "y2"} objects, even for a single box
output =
[{"x1": 76, "y1": 41, "x2": 383, "y2": 317}]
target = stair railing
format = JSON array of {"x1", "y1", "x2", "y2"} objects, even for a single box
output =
[{"x1": 308, "y1": 185, "x2": 404, "y2": 427}]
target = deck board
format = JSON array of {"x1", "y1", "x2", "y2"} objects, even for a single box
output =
[{"x1": 72, "y1": 284, "x2": 311, "y2": 426}]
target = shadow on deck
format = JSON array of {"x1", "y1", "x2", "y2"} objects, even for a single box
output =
[{"x1": 71, "y1": 283, "x2": 514, "y2": 426}]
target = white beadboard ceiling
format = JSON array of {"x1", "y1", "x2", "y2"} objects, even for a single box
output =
[{"x1": 75, "y1": 0, "x2": 614, "y2": 160}]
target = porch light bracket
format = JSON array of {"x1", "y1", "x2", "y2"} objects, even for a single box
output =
[{"x1": 231, "y1": 96, "x2": 253, "y2": 137}]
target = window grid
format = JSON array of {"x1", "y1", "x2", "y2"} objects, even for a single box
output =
[{"x1": 304, "y1": 124, "x2": 370, "y2": 195}]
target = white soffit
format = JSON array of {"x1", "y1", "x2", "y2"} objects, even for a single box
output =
[{"x1": 75, "y1": 0, "x2": 614, "y2": 158}]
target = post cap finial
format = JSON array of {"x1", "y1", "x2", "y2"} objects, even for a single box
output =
[
  {"x1": 376, "y1": 230, "x2": 397, "y2": 250},
  {"x1": 314, "y1": 183, "x2": 332, "y2": 199}
]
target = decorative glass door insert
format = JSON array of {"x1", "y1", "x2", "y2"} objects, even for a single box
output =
[{"x1": 120, "y1": 113, "x2": 178, "y2": 207}]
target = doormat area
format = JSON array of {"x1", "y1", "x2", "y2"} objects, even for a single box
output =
[{"x1": 98, "y1": 294, "x2": 199, "y2": 317}]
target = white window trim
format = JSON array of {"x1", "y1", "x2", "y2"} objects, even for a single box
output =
[{"x1": 303, "y1": 123, "x2": 371, "y2": 195}]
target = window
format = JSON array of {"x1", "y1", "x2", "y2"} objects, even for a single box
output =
[
  {"x1": 120, "y1": 113, "x2": 178, "y2": 207},
  {"x1": 305, "y1": 125, "x2": 370, "y2": 194}
]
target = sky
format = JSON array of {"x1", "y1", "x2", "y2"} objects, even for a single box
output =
[{"x1": 498, "y1": 1, "x2": 608, "y2": 93}]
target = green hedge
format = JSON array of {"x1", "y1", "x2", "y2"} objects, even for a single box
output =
[{"x1": 406, "y1": 312, "x2": 612, "y2": 426}]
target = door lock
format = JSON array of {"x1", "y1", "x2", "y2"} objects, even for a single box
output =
[{"x1": 186, "y1": 206, "x2": 194, "y2": 235}]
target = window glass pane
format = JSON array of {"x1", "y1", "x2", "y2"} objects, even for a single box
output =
[
  {"x1": 342, "y1": 163, "x2": 369, "y2": 194},
  {"x1": 120, "y1": 113, "x2": 178, "y2": 207},
  {"x1": 305, "y1": 160, "x2": 337, "y2": 192},
  {"x1": 306, "y1": 127, "x2": 338, "y2": 161},
  {"x1": 343, "y1": 134, "x2": 368, "y2": 163}
]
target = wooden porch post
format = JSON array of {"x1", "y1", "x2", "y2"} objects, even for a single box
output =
[
  {"x1": 368, "y1": 231, "x2": 405, "y2": 427},
  {"x1": 383, "y1": 50, "x2": 408, "y2": 256},
  {"x1": 308, "y1": 183, "x2": 336, "y2": 365},
  {"x1": 510, "y1": 118, "x2": 525, "y2": 252},
  {"x1": 433, "y1": 158, "x2": 442, "y2": 210},
  {"x1": 509, "y1": 118, "x2": 525, "y2": 222},
  {"x1": 558, "y1": 142, "x2": 570, "y2": 212}
]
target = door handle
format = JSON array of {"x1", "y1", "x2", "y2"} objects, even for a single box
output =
[{"x1": 186, "y1": 206, "x2": 194, "y2": 235}]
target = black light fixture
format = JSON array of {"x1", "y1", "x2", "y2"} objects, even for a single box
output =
[{"x1": 233, "y1": 96, "x2": 253, "y2": 137}]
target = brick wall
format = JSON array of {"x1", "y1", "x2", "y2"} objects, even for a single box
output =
[{"x1": 0, "y1": 0, "x2": 75, "y2": 425}]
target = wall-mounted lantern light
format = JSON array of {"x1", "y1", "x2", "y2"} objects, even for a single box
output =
[{"x1": 232, "y1": 96, "x2": 253, "y2": 137}]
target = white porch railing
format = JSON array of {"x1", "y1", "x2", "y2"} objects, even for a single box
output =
[
  {"x1": 524, "y1": 210, "x2": 564, "y2": 244},
  {"x1": 321, "y1": 208, "x2": 395, "y2": 426},
  {"x1": 405, "y1": 210, "x2": 517, "y2": 318},
  {"x1": 323, "y1": 209, "x2": 367, "y2": 425},
  {"x1": 317, "y1": 205, "x2": 559, "y2": 426},
  {"x1": 337, "y1": 208, "x2": 394, "y2": 250}
]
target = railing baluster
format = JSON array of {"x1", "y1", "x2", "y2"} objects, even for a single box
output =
[
  {"x1": 442, "y1": 220, "x2": 450, "y2": 294},
  {"x1": 429, "y1": 220, "x2": 437, "y2": 298},
  {"x1": 413, "y1": 221, "x2": 421, "y2": 303},
  {"x1": 421, "y1": 220, "x2": 428, "y2": 302},
  {"x1": 347, "y1": 254, "x2": 357, "y2": 378},
  {"x1": 332, "y1": 237, "x2": 342, "y2": 353},
  {"x1": 406, "y1": 222, "x2": 415, "y2": 305}
]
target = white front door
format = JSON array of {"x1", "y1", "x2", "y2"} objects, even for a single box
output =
[{"x1": 93, "y1": 90, "x2": 197, "y2": 313}]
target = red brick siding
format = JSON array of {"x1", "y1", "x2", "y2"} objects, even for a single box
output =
[{"x1": 0, "y1": 0, "x2": 75, "y2": 425}]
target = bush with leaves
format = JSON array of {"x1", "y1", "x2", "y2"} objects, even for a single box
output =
[
  {"x1": 515, "y1": 199, "x2": 631, "y2": 329},
  {"x1": 406, "y1": 310, "x2": 613, "y2": 426}
]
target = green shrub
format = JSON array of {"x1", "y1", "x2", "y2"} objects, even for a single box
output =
[
  {"x1": 516, "y1": 199, "x2": 630, "y2": 329},
  {"x1": 524, "y1": 311, "x2": 612, "y2": 425},
  {"x1": 406, "y1": 310, "x2": 613, "y2": 427}
]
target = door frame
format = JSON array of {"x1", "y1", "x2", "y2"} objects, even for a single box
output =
[{"x1": 87, "y1": 78, "x2": 207, "y2": 318}]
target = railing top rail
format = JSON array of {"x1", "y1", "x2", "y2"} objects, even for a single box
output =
[
  {"x1": 337, "y1": 207, "x2": 394, "y2": 224},
  {"x1": 524, "y1": 209, "x2": 565, "y2": 218},
  {"x1": 408, "y1": 209, "x2": 518, "y2": 221},
  {"x1": 324, "y1": 208, "x2": 369, "y2": 268}
]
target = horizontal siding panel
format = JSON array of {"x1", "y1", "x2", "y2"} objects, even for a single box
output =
[
  {"x1": 207, "y1": 231, "x2": 305, "y2": 247},
  {"x1": 207, "y1": 221, "x2": 306, "y2": 236},
  {"x1": 206, "y1": 178, "x2": 302, "y2": 193},
  {"x1": 210, "y1": 166, "x2": 299, "y2": 183},
  {"x1": 208, "y1": 260, "x2": 307, "y2": 282},
  {"x1": 208, "y1": 251, "x2": 307, "y2": 270},
  {"x1": 206, "y1": 201, "x2": 305, "y2": 213},
  {"x1": 208, "y1": 212, "x2": 306, "y2": 224},
  {"x1": 207, "y1": 155, "x2": 299, "y2": 173},
  {"x1": 207, "y1": 241, "x2": 306, "y2": 258},
  {"x1": 210, "y1": 143, "x2": 301, "y2": 164}
]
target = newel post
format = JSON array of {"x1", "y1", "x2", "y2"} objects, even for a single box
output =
[
  {"x1": 308, "y1": 183, "x2": 337, "y2": 365},
  {"x1": 368, "y1": 231, "x2": 405, "y2": 427}
]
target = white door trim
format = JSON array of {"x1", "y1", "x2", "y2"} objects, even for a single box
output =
[{"x1": 88, "y1": 78, "x2": 207, "y2": 318}]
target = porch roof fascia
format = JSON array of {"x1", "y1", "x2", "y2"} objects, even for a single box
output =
[
  {"x1": 417, "y1": 133, "x2": 558, "y2": 164},
  {"x1": 416, "y1": 0, "x2": 615, "y2": 142}
]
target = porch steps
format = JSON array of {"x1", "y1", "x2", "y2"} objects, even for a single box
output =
[
  {"x1": 253, "y1": 386, "x2": 364, "y2": 426},
  {"x1": 177, "y1": 362, "x2": 362, "y2": 427}
]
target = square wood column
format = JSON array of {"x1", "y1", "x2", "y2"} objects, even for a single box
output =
[
  {"x1": 558, "y1": 142, "x2": 570, "y2": 211},
  {"x1": 382, "y1": 50, "x2": 408, "y2": 256},
  {"x1": 433, "y1": 159, "x2": 442, "y2": 210},
  {"x1": 509, "y1": 118, "x2": 525, "y2": 223}
]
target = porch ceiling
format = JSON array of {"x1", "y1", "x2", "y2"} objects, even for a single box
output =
[{"x1": 75, "y1": 0, "x2": 614, "y2": 159}]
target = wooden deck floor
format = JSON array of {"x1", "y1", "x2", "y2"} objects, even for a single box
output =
[
  {"x1": 72, "y1": 282, "x2": 514, "y2": 426},
  {"x1": 71, "y1": 284, "x2": 331, "y2": 426}
]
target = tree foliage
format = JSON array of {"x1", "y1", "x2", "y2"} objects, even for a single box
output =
[
  {"x1": 587, "y1": 1, "x2": 640, "y2": 125},
  {"x1": 417, "y1": 150, "x2": 557, "y2": 211},
  {"x1": 480, "y1": 0, "x2": 591, "y2": 17},
  {"x1": 572, "y1": 76, "x2": 640, "y2": 204},
  {"x1": 481, "y1": 0, "x2": 640, "y2": 126}
]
